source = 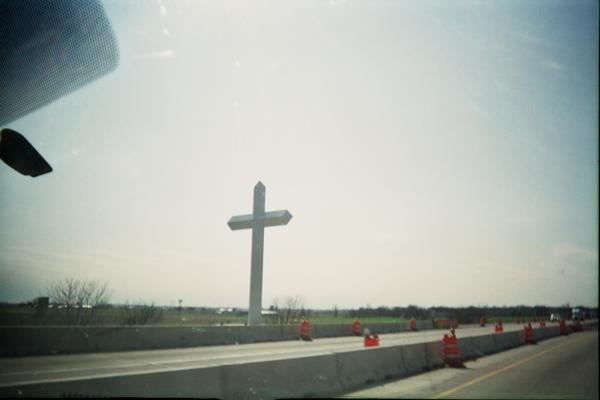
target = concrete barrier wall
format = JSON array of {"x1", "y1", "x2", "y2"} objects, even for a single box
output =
[
  {"x1": 312, "y1": 324, "x2": 353, "y2": 338},
  {"x1": 534, "y1": 325, "x2": 559, "y2": 341},
  {"x1": 0, "y1": 321, "x2": 435, "y2": 357},
  {"x1": 584, "y1": 320, "x2": 598, "y2": 330},
  {"x1": 1, "y1": 319, "x2": 587, "y2": 357},
  {"x1": 335, "y1": 345, "x2": 407, "y2": 389},
  {"x1": 457, "y1": 336, "x2": 476, "y2": 359},
  {"x1": 0, "y1": 325, "x2": 301, "y2": 357},
  {"x1": 357, "y1": 319, "x2": 433, "y2": 335},
  {"x1": 1, "y1": 321, "x2": 578, "y2": 398},
  {"x1": 0, "y1": 344, "x2": 430, "y2": 398},
  {"x1": 416, "y1": 320, "x2": 434, "y2": 331},
  {"x1": 492, "y1": 330, "x2": 521, "y2": 352},
  {"x1": 362, "y1": 322, "x2": 405, "y2": 334},
  {"x1": 424, "y1": 340, "x2": 445, "y2": 368},
  {"x1": 468, "y1": 334, "x2": 496, "y2": 357}
]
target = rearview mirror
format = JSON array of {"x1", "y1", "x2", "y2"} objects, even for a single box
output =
[{"x1": 0, "y1": 128, "x2": 52, "y2": 177}]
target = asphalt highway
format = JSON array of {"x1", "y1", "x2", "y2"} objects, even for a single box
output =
[
  {"x1": 0, "y1": 322, "x2": 529, "y2": 388},
  {"x1": 344, "y1": 328, "x2": 599, "y2": 399}
]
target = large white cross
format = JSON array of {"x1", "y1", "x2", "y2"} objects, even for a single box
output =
[{"x1": 228, "y1": 182, "x2": 292, "y2": 325}]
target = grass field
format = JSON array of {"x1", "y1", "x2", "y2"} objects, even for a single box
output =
[
  {"x1": 0, "y1": 305, "x2": 413, "y2": 326},
  {"x1": 308, "y1": 315, "x2": 407, "y2": 324},
  {"x1": 0, "y1": 306, "x2": 245, "y2": 326},
  {"x1": 0, "y1": 304, "x2": 550, "y2": 327}
]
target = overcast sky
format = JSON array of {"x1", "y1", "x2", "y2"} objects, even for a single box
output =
[{"x1": 1, "y1": 0, "x2": 598, "y2": 309}]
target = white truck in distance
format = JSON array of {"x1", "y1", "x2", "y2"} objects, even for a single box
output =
[{"x1": 572, "y1": 308, "x2": 583, "y2": 320}]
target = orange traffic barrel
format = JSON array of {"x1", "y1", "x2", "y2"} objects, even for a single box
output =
[
  {"x1": 559, "y1": 320, "x2": 568, "y2": 335},
  {"x1": 299, "y1": 320, "x2": 312, "y2": 341},
  {"x1": 494, "y1": 324, "x2": 504, "y2": 333},
  {"x1": 443, "y1": 334, "x2": 462, "y2": 366},
  {"x1": 352, "y1": 320, "x2": 361, "y2": 336},
  {"x1": 409, "y1": 318, "x2": 417, "y2": 331},
  {"x1": 524, "y1": 323, "x2": 536, "y2": 344},
  {"x1": 364, "y1": 334, "x2": 379, "y2": 347}
]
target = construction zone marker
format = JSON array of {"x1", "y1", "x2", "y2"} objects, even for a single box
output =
[
  {"x1": 352, "y1": 319, "x2": 361, "y2": 336},
  {"x1": 443, "y1": 328, "x2": 462, "y2": 367},
  {"x1": 494, "y1": 320, "x2": 503, "y2": 333},
  {"x1": 524, "y1": 323, "x2": 536, "y2": 344},
  {"x1": 409, "y1": 318, "x2": 417, "y2": 332},
  {"x1": 559, "y1": 319, "x2": 568, "y2": 335},
  {"x1": 363, "y1": 328, "x2": 379, "y2": 347},
  {"x1": 299, "y1": 319, "x2": 312, "y2": 341}
]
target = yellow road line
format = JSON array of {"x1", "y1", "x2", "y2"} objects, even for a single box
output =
[{"x1": 431, "y1": 336, "x2": 582, "y2": 399}]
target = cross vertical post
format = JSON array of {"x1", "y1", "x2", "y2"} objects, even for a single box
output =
[
  {"x1": 228, "y1": 182, "x2": 292, "y2": 326},
  {"x1": 249, "y1": 182, "x2": 265, "y2": 326}
]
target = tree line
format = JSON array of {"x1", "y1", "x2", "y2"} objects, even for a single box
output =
[
  {"x1": 344, "y1": 304, "x2": 596, "y2": 323},
  {"x1": 8, "y1": 277, "x2": 596, "y2": 326}
]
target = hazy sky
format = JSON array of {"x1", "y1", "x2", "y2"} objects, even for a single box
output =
[{"x1": 1, "y1": 0, "x2": 598, "y2": 309}]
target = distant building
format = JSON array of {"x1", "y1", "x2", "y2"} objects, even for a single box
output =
[
  {"x1": 34, "y1": 297, "x2": 49, "y2": 315},
  {"x1": 34, "y1": 297, "x2": 49, "y2": 309}
]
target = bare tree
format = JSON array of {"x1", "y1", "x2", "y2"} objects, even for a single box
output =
[
  {"x1": 271, "y1": 296, "x2": 308, "y2": 325},
  {"x1": 48, "y1": 278, "x2": 110, "y2": 325},
  {"x1": 118, "y1": 302, "x2": 163, "y2": 325}
]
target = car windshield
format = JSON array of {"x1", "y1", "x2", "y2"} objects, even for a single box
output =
[{"x1": 0, "y1": 1, "x2": 598, "y2": 399}]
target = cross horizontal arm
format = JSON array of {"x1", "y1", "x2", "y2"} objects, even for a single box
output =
[{"x1": 228, "y1": 210, "x2": 293, "y2": 231}]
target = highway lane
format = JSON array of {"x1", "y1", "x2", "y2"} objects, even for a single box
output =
[
  {"x1": 343, "y1": 328, "x2": 598, "y2": 399},
  {"x1": 0, "y1": 322, "x2": 529, "y2": 387}
]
